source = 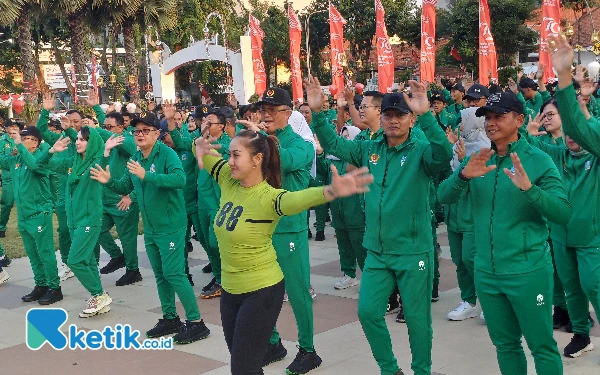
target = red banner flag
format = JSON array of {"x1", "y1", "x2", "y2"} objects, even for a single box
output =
[
  {"x1": 540, "y1": 0, "x2": 561, "y2": 81},
  {"x1": 249, "y1": 14, "x2": 267, "y2": 95},
  {"x1": 375, "y1": 0, "x2": 394, "y2": 93},
  {"x1": 450, "y1": 45, "x2": 462, "y2": 62},
  {"x1": 329, "y1": 4, "x2": 346, "y2": 95},
  {"x1": 288, "y1": 6, "x2": 303, "y2": 103},
  {"x1": 479, "y1": 0, "x2": 498, "y2": 86},
  {"x1": 420, "y1": 0, "x2": 437, "y2": 83}
]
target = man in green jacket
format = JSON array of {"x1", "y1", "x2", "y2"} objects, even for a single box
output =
[
  {"x1": 438, "y1": 91, "x2": 570, "y2": 375},
  {"x1": 309, "y1": 76, "x2": 453, "y2": 375},
  {"x1": 90, "y1": 112, "x2": 209, "y2": 345},
  {"x1": 0, "y1": 119, "x2": 21, "y2": 268},
  {"x1": 439, "y1": 83, "x2": 464, "y2": 130},
  {"x1": 258, "y1": 88, "x2": 322, "y2": 375}
]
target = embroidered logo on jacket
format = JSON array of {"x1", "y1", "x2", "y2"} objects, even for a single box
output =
[
  {"x1": 369, "y1": 154, "x2": 380, "y2": 165},
  {"x1": 536, "y1": 294, "x2": 544, "y2": 306},
  {"x1": 418, "y1": 260, "x2": 425, "y2": 271},
  {"x1": 585, "y1": 160, "x2": 591, "y2": 170},
  {"x1": 401, "y1": 155, "x2": 407, "y2": 166},
  {"x1": 150, "y1": 164, "x2": 156, "y2": 173}
]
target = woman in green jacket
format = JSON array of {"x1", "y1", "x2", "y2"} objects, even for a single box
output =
[{"x1": 46, "y1": 127, "x2": 111, "y2": 318}]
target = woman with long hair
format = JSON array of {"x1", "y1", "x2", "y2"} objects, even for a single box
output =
[{"x1": 194, "y1": 129, "x2": 373, "y2": 375}]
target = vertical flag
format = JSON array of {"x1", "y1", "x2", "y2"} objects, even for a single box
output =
[
  {"x1": 329, "y1": 3, "x2": 347, "y2": 94},
  {"x1": 540, "y1": 0, "x2": 561, "y2": 81},
  {"x1": 478, "y1": 0, "x2": 498, "y2": 86},
  {"x1": 249, "y1": 14, "x2": 267, "y2": 94},
  {"x1": 375, "y1": 0, "x2": 394, "y2": 93},
  {"x1": 288, "y1": 6, "x2": 303, "y2": 103},
  {"x1": 420, "y1": 0, "x2": 437, "y2": 83}
]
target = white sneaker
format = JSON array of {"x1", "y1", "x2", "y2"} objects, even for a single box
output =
[
  {"x1": 309, "y1": 285, "x2": 317, "y2": 299},
  {"x1": 59, "y1": 264, "x2": 75, "y2": 281},
  {"x1": 82, "y1": 291, "x2": 112, "y2": 315},
  {"x1": 447, "y1": 301, "x2": 479, "y2": 321},
  {"x1": 334, "y1": 275, "x2": 359, "y2": 290},
  {"x1": 0, "y1": 270, "x2": 9, "y2": 285},
  {"x1": 479, "y1": 311, "x2": 486, "y2": 324}
]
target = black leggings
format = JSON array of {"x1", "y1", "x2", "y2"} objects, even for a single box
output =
[{"x1": 220, "y1": 280, "x2": 285, "y2": 375}]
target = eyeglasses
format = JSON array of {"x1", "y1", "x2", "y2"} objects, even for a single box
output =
[
  {"x1": 259, "y1": 107, "x2": 288, "y2": 116},
  {"x1": 21, "y1": 136, "x2": 37, "y2": 142},
  {"x1": 359, "y1": 105, "x2": 380, "y2": 111},
  {"x1": 133, "y1": 129, "x2": 157, "y2": 136},
  {"x1": 543, "y1": 112, "x2": 557, "y2": 120},
  {"x1": 208, "y1": 122, "x2": 224, "y2": 126},
  {"x1": 104, "y1": 125, "x2": 120, "y2": 130}
]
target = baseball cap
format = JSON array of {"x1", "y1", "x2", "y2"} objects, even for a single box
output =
[
  {"x1": 130, "y1": 111, "x2": 159, "y2": 128},
  {"x1": 217, "y1": 106, "x2": 236, "y2": 119},
  {"x1": 381, "y1": 93, "x2": 411, "y2": 114},
  {"x1": 20, "y1": 126, "x2": 43, "y2": 143},
  {"x1": 158, "y1": 119, "x2": 169, "y2": 140},
  {"x1": 49, "y1": 118, "x2": 63, "y2": 131},
  {"x1": 430, "y1": 90, "x2": 447, "y2": 103},
  {"x1": 451, "y1": 83, "x2": 465, "y2": 93},
  {"x1": 519, "y1": 77, "x2": 538, "y2": 90},
  {"x1": 475, "y1": 92, "x2": 524, "y2": 117},
  {"x1": 194, "y1": 104, "x2": 212, "y2": 120},
  {"x1": 4, "y1": 118, "x2": 24, "y2": 130},
  {"x1": 464, "y1": 84, "x2": 490, "y2": 100},
  {"x1": 487, "y1": 83, "x2": 503, "y2": 95},
  {"x1": 257, "y1": 88, "x2": 293, "y2": 108}
]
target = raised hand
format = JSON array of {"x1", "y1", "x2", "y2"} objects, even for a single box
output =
[
  {"x1": 236, "y1": 119, "x2": 264, "y2": 132},
  {"x1": 10, "y1": 131, "x2": 21, "y2": 144},
  {"x1": 580, "y1": 80, "x2": 598, "y2": 96},
  {"x1": 535, "y1": 63, "x2": 546, "y2": 82},
  {"x1": 336, "y1": 94, "x2": 348, "y2": 109},
  {"x1": 517, "y1": 70, "x2": 524, "y2": 81},
  {"x1": 105, "y1": 134, "x2": 124, "y2": 153},
  {"x1": 578, "y1": 96, "x2": 592, "y2": 120},
  {"x1": 455, "y1": 138, "x2": 466, "y2": 161},
  {"x1": 461, "y1": 148, "x2": 496, "y2": 179},
  {"x1": 508, "y1": 78, "x2": 519, "y2": 94},
  {"x1": 446, "y1": 127, "x2": 459, "y2": 145},
  {"x1": 504, "y1": 153, "x2": 532, "y2": 191},
  {"x1": 116, "y1": 195, "x2": 132, "y2": 211},
  {"x1": 90, "y1": 164, "x2": 111, "y2": 184},
  {"x1": 527, "y1": 114, "x2": 547, "y2": 136},
  {"x1": 127, "y1": 160, "x2": 146, "y2": 180},
  {"x1": 435, "y1": 76, "x2": 444, "y2": 89},
  {"x1": 574, "y1": 65, "x2": 587, "y2": 83},
  {"x1": 329, "y1": 165, "x2": 374, "y2": 198},
  {"x1": 303, "y1": 75, "x2": 328, "y2": 113},
  {"x1": 50, "y1": 136, "x2": 70, "y2": 153},
  {"x1": 60, "y1": 116, "x2": 71, "y2": 130},
  {"x1": 404, "y1": 80, "x2": 430, "y2": 115},
  {"x1": 343, "y1": 87, "x2": 354, "y2": 103},
  {"x1": 194, "y1": 136, "x2": 223, "y2": 170},
  {"x1": 42, "y1": 92, "x2": 55, "y2": 111},
  {"x1": 147, "y1": 100, "x2": 156, "y2": 112},
  {"x1": 163, "y1": 99, "x2": 177, "y2": 120},
  {"x1": 549, "y1": 34, "x2": 575, "y2": 77},
  {"x1": 85, "y1": 89, "x2": 100, "y2": 107}
]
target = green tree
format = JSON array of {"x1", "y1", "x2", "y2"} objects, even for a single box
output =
[{"x1": 0, "y1": 0, "x2": 35, "y2": 93}]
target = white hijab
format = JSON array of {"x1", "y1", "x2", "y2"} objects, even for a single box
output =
[
  {"x1": 451, "y1": 107, "x2": 491, "y2": 171},
  {"x1": 288, "y1": 110, "x2": 317, "y2": 177}
]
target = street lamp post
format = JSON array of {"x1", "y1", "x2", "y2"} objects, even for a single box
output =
[{"x1": 306, "y1": 10, "x2": 327, "y2": 76}]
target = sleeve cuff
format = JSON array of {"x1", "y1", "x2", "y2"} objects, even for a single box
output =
[
  {"x1": 452, "y1": 172, "x2": 469, "y2": 190},
  {"x1": 416, "y1": 111, "x2": 436, "y2": 127},
  {"x1": 16, "y1": 143, "x2": 27, "y2": 153},
  {"x1": 522, "y1": 184, "x2": 542, "y2": 202},
  {"x1": 144, "y1": 172, "x2": 156, "y2": 184},
  {"x1": 311, "y1": 111, "x2": 327, "y2": 128}
]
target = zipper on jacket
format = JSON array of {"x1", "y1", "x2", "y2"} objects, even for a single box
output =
[
  {"x1": 489, "y1": 156, "x2": 503, "y2": 274},
  {"x1": 379, "y1": 150, "x2": 392, "y2": 252}
]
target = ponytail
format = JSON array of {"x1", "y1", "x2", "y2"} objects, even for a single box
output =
[{"x1": 264, "y1": 135, "x2": 282, "y2": 188}]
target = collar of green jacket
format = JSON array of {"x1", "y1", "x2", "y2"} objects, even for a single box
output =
[
  {"x1": 70, "y1": 126, "x2": 104, "y2": 186},
  {"x1": 490, "y1": 133, "x2": 528, "y2": 156},
  {"x1": 275, "y1": 124, "x2": 292, "y2": 137}
]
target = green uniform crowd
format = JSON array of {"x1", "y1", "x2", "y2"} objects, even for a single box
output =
[{"x1": 1, "y1": 35, "x2": 599, "y2": 375}]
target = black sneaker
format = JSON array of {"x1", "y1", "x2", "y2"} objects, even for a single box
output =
[
  {"x1": 394, "y1": 370, "x2": 405, "y2": 375},
  {"x1": 146, "y1": 317, "x2": 184, "y2": 338},
  {"x1": 0, "y1": 255, "x2": 11, "y2": 267},
  {"x1": 38, "y1": 287, "x2": 63, "y2": 305},
  {"x1": 186, "y1": 242, "x2": 193, "y2": 253},
  {"x1": 396, "y1": 305, "x2": 405, "y2": 323},
  {"x1": 100, "y1": 255, "x2": 126, "y2": 274},
  {"x1": 386, "y1": 290, "x2": 400, "y2": 315},
  {"x1": 0, "y1": 230, "x2": 5, "y2": 238},
  {"x1": 315, "y1": 231, "x2": 325, "y2": 241},
  {"x1": 187, "y1": 273, "x2": 194, "y2": 286},
  {"x1": 191, "y1": 233, "x2": 199, "y2": 241},
  {"x1": 201, "y1": 281, "x2": 222, "y2": 299},
  {"x1": 553, "y1": 306, "x2": 571, "y2": 330},
  {"x1": 263, "y1": 339, "x2": 288, "y2": 367},
  {"x1": 431, "y1": 286, "x2": 439, "y2": 302},
  {"x1": 22, "y1": 285, "x2": 49, "y2": 302},
  {"x1": 115, "y1": 269, "x2": 142, "y2": 286},
  {"x1": 202, "y1": 277, "x2": 217, "y2": 292},
  {"x1": 285, "y1": 346, "x2": 322, "y2": 374},
  {"x1": 202, "y1": 263, "x2": 212, "y2": 274},
  {"x1": 173, "y1": 320, "x2": 210, "y2": 344},
  {"x1": 308, "y1": 230, "x2": 312, "y2": 239},
  {"x1": 564, "y1": 334, "x2": 594, "y2": 358}
]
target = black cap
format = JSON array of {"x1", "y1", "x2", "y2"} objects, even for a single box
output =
[
  {"x1": 158, "y1": 119, "x2": 169, "y2": 140},
  {"x1": 194, "y1": 104, "x2": 212, "y2": 120},
  {"x1": 257, "y1": 88, "x2": 293, "y2": 108},
  {"x1": 381, "y1": 93, "x2": 411, "y2": 114},
  {"x1": 519, "y1": 77, "x2": 538, "y2": 90},
  {"x1": 49, "y1": 118, "x2": 63, "y2": 131},
  {"x1": 465, "y1": 84, "x2": 490, "y2": 100},
  {"x1": 487, "y1": 83, "x2": 503, "y2": 95},
  {"x1": 475, "y1": 92, "x2": 524, "y2": 117},
  {"x1": 20, "y1": 126, "x2": 43, "y2": 143},
  {"x1": 218, "y1": 106, "x2": 236, "y2": 119},
  {"x1": 130, "y1": 111, "x2": 159, "y2": 128},
  {"x1": 451, "y1": 83, "x2": 465, "y2": 93},
  {"x1": 430, "y1": 90, "x2": 446, "y2": 103},
  {"x1": 4, "y1": 118, "x2": 24, "y2": 130}
]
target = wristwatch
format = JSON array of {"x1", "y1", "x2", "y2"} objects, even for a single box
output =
[{"x1": 458, "y1": 167, "x2": 470, "y2": 181}]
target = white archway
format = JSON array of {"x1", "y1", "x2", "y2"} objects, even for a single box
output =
[{"x1": 150, "y1": 37, "x2": 254, "y2": 104}]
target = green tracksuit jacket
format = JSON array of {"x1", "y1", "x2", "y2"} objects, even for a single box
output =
[
  {"x1": 312, "y1": 110, "x2": 453, "y2": 254},
  {"x1": 440, "y1": 103, "x2": 463, "y2": 130},
  {"x1": 197, "y1": 132, "x2": 231, "y2": 212},
  {"x1": 0, "y1": 134, "x2": 14, "y2": 181},
  {"x1": 170, "y1": 129, "x2": 199, "y2": 214}
]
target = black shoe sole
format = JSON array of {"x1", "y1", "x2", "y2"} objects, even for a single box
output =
[
  {"x1": 146, "y1": 325, "x2": 183, "y2": 339},
  {"x1": 286, "y1": 358, "x2": 322, "y2": 375},
  {"x1": 38, "y1": 296, "x2": 63, "y2": 305},
  {"x1": 174, "y1": 328, "x2": 210, "y2": 344},
  {"x1": 116, "y1": 274, "x2": 143, "y2": 286}
]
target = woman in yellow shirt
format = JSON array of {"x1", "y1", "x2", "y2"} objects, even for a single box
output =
[{"x1": 194, "y1": 130, "x2": 372, "y2": 375}]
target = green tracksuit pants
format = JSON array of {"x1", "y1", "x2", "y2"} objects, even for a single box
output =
[
  {"x1": 0, "y1": 180, "x2": 14, "y2": 231},
  {"x1": 55, "y1": 202, "x2": 71, "y2": 265},
  {"x1": 145, "y1": 229, "x2": 200, "y2": 321},
  {"x1": 68, "y1": 226, "x2": 103, "y2": 296},
  {"x1": 197, "y1": 209, "x2": 221, "y2": 283},
  {"x1": 553, "y1": 241, "x2": 600, "y2": 336},
  {"x1": 184, "y1": 212, "x2": 201, "y2": 275},
  {"x1": 548, "y1": 239, "x2": 567, "y2": 309},
  {"x1": 358, "y1": 251, "x2": 433, "y2": 375},
  {"x1": 476, "y1": 264, "x2": 562, "y2": 375},
  {"x1": 0, "y1": 240, "x2": 4, "y2": 257},
  {"x1": 448, "y1": 230, "x2": 476, "y2": 305},
  {"x1": 432, "y1": 222, "x2": 440, "y2": 292},
  {"x1": 19, "y1": 213, "x2": 59, "y2": 289},
  {"x1": 270, "y1": 230, "x2": 315, "y2": 352},
  {"x1": 335, "y1": 227, "x2": 367, "y2": 279},
  {"x1": 97, "y1": 204, "x2": 140, "y2": 271}
]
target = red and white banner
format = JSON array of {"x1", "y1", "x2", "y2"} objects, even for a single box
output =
[
  {"x1": 329, "y1": 4, "x2": 346, "y2": 95},
  {"x1": 478, "y1": 0, "x2": 498, "y2": 86},
  {"x1": 420, "y1": 0, "x2": 437, "y2": 83},
  {"x1": 288, "y1": 6, "x2": 303, "y2": 103},
  {"x1": 540, "y1": 0, "x2": 561, "y2": 81},
  {"x1": 249, "y1": 14, "x2": 267, "y2": 95},
  {"x1": 375, "y1": 0, "x2": 394, "y2": 93}
]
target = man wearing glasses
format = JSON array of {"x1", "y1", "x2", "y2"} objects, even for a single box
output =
[
  {"x1": 355, "y1": 91, "x2": 385, "y2": 142},
  {"x1": 257, "y1": 88, "x2": 322, "y2": 375}
]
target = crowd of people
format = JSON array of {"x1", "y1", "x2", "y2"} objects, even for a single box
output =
[{"x1": 0, "y1": 34, "x2": 599, "y2": 375}]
